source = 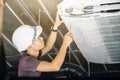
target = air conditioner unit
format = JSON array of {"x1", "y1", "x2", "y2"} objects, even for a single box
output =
[{"x1": 57, "y1": 0, "x2": 120, "y2": 64}]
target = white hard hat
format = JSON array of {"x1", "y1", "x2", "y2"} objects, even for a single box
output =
[{"x1": 12, "y1": 25, "x2": 42, "y2": 52}]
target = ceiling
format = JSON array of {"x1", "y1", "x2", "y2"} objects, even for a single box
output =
[{"x1": 2, "y1": 0, "x2": 120, "y2": 78}]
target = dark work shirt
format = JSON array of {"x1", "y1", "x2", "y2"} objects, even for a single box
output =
[{"x1": 18, "y1": 50, "x2": 42, "y2": 77}]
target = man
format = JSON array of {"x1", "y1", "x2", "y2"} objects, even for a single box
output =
[{"x1": 12, "y1": 12, "x2": 73, "y2": 77}]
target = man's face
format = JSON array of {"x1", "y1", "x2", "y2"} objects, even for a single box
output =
[{"x1": 33, "y1": 37, "x2": 45, "y2": 50}]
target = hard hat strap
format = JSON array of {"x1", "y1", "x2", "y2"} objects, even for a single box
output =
[{"x1": 32, "y1": 27, "x2": 37, "y2": 43}]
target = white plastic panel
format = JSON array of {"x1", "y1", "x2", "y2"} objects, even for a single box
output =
[{"x1": 57, "y1": 0, "x2": 120, "y2": 64}]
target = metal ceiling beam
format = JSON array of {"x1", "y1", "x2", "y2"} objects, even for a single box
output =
[
  {"x1": 6, "y1": 3, "x2": 24, "y2": 25},
  {"x1": 6, "y1": 61, "x2": 13, "y2": 67}
]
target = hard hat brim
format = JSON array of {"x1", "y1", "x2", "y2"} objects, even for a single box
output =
[{"x1": 35, "y1": 26, "x2": 43, "y2": 39}]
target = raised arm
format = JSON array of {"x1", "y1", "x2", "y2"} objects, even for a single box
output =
[
  {"x1": 37, "y1": 32, "x2": 73, "y2": 72},
  {"x1": 42, "y1": 12, "x2": 63, "y2": 55}
]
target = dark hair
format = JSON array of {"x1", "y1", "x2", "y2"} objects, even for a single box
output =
[
  {"x1": 21, "y1": 50, "x2": 27, "y2": 55},
  {"x1": 22, "y1": 50, "x2": 27, "y2": 53}
]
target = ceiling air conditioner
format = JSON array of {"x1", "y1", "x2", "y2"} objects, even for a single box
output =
[{"x1": 57, "y1": 0, "x2": 120, "y2": 64}]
